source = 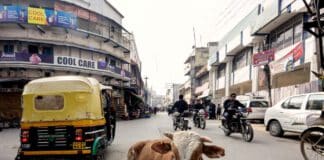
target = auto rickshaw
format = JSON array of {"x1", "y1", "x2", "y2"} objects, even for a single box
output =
[{"x1": 15, "y1": 76, "x2": 116, "y2": 160}]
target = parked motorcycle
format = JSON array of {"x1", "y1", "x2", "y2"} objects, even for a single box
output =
[
  {"x1": 193, "y1": 109, "x2": 206, "y2": 129},
  {"x1": 173, "y1": 112, "x2": 189, "y2": 131},
  {"x1": 220, "y1": 107, "x2": 254, "y2": 142}
]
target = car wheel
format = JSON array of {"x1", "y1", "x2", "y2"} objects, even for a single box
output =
[{"x1": 269, "y1": 120, "x2": 284, "y2": 137}]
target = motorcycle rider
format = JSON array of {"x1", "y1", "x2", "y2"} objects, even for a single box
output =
[
  {"x1": 193, "y1": 99, "x2": 204, "y2": 123},
  {"x1": 223, "y1": 93, "x2": 245, "y2": 131},
  {"x1": 172, "y1": 95, "x2": 188, "y2": 122}
]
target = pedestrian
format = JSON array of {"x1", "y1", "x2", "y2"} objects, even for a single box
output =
[
  {"x1": 216, "y1": 104, "x2": 222, "y2": 120},
  {"x1": 207, "y1": 100, "x2": 216, "y2": 119}
]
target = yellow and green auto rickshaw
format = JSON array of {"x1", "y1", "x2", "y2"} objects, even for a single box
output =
[{"x1": 15, "y1": 76, "x2": 116, "y2": 160}]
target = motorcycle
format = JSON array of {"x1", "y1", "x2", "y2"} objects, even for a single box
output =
[
  {"x1": 193, "y1": 109, "x2": 206, "y2": 129},
  {"x1": 220, "y1": 107, "x2": 254, "y2": 142},
  {"x1": 173, "y1": 112, "x2": 189, "y2": 131}
]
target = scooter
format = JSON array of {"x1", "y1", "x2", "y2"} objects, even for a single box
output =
[{"x1": 193, "y1": 109, "x2": 206, "y2": 129}]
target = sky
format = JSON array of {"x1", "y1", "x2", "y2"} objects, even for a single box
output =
[{"x1": 108, "y1": 0, "x2": 258, "y2": 95}]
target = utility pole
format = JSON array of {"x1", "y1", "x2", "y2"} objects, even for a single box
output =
[{"x1": 144, "y1": 77, "x2": 148, "y2": 105}]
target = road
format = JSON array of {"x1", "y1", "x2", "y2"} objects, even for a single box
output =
[{"x1": 0, "y1": 112, "x2": 304, "y2": 160}]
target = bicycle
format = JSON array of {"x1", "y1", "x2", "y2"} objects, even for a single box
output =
[{"x1": 300, "y1": 111, "x2": 324, "y2": 160}]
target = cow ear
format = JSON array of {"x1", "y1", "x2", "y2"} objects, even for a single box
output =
[
  {"x1": 128, "y1": 140, "x2": 149, "y2": 160},
  {"x1": 164, "y1": 132, "x2": 173, "y2": 140},
  {"x1": 202, "y1": 144, "x2": 225, "y2": 158},
  {"x1": 200, "y1": 136, "x2": 212, "y2": 143},
  {"x1": 151, "y1": 141, "x2": 172, "y2": 154}
]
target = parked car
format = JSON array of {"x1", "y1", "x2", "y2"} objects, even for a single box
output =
[
  {"x1": 237, "y1": 96, "x2": 269, "y2": 122},
  {"x1": 264, "y1": 92, "x2": 324, "y2": 137}
]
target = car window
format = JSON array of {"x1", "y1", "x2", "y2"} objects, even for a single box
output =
[
  {"x1": 287, "y1": 95, "x2": 305, "y2": 110},
  {"x1": 306, "y1": 94, "x2": 324, "y2": 110},
  {"x1": 281, "y1": 98, "x2": 290, "y2": 109},
  {"x1": 250, "y1": 101, "x2": 268, "y2": 108}
]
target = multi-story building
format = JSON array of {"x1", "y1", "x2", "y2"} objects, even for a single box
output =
[
  {"x1": 0, "y1": 0, "x2": 133, "y2": 119},
  {"x1": 184, "y1": 47, "x2": 209, "y2": 104},
  {"x1": 208, "y1": 0, "x2": 322, "y2": 106},
  {"x1": 164, "y1": 83, "x2": 181, "y2": 106}
]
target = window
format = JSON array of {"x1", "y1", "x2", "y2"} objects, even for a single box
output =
[
  {"x1": 306, "y1": 94, "x2": 324, "y2": 110},
  {"x1": 233, "y1": 50, "x2": 248, "y2": 71},
  {"x1": 35, "y1": 95, "x2": 64, "y2": 110},
  {"x1": 3, "y1": 44, "x2": 14, "y2": 55},
  {"x1": 28, "y1": 45, "x2": 39, "y2": 54},
  {"x1": 110, "y1": 59, "x2": 116, "y2": 67},
  {"x1": 42, "y1": 47, "x2": 53, "y2": 55},
  {"x1": 294, "y1": 23, "x2": 302, "y2": 43},
  {"x1": 283, "y1": 28, "x2": 293, "y2": 47},
  {"x1": 282, "y1": 95, "x2": 305, "y2": 109},
  {"x1": 250, "y1": 101, "x2": 269, "y2": 108}
]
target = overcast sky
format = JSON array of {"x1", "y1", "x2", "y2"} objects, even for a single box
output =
[{"x1": 108, "y1": 0, "x2": 258, "y2": 95}]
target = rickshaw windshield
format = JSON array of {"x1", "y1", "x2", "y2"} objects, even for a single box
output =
[{"x1": 35, "y1": 95, "x2": 64, "y2": 110}]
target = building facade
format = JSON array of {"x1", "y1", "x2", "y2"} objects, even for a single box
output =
[
  {"x1": 208, "y1": 0, "x2": 321, "y2": 106},
  {"x1": 0, "y1": 0, "x2": 135, "y2": 119},
  {"x1": 183, "y1": 47, "x2": 209, "y2": 104}
]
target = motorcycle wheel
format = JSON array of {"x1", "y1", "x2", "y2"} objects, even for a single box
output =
[
  {"x1": 200, "y1": 119, "x2": 206, "y2": 129},
  {"x1": 300, "y1": 128, "x2": 324, "y2": 160},
  {"x1": 173, "y1": 119, "x2": 178, "y2": 131},
  {"x1": 242, "y1": 123, "x2": 254, "y2": 142}
]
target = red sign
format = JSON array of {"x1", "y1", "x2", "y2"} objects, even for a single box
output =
[{"x1": 253, "y1": 49, "x2": 275, "y2": 66}]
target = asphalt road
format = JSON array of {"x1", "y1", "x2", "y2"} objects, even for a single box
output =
[{"x1": 0, "y1": 112, "x2": 305, "y2": 160}]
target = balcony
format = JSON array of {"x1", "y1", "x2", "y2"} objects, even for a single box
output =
[
  {"x1": 195, "y1": 82, "x2": 209, "y2": 95},
  {"x1": 0, "y1": 4, "x2": 130, "y2": 53}
]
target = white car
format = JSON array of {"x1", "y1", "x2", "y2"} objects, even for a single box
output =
[
  {"x1": 240, "y1": 99, "x2": 269, "y2": 121},
  {"x1": 264, "y1": 92, "x2": 324, "y2": 137},
  {"x1": 237, "y1": 96, "x2": 269, "y2": 121}
]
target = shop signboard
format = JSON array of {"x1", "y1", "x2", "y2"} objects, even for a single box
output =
[
  {"x1": 54, "y1": 56, "x2": 97, "y2": 70},
  {"x1": 270, "y1": 43, "x2": 303, "y2": 74},
  {"x1": 253, "y1": 49, "x2": 275, "y2": 66}
]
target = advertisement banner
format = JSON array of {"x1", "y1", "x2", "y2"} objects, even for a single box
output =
[
  {"x1": 0, "y1": 6, "x2": 27, "y2": 22},
  {"x1": 0, "y1": 5, "x2": 77, "y2": 29},
  {"x1": 56, "y1": 11, "x2": 77, "y2": 29},
  {"x1": 270, "y1": 43, "x2": 303, "y2": 74},
  {"x1": 253, "y1": 49, "x2": 275, "y2": 66},
  {"x1": 28, "y1": 7, "x2": 47, "y2": 25},
  {"x1": 0, "y1": 51, "x2": 54, "y2": 64}
]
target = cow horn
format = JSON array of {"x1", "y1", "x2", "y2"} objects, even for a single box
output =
[{"x1": 164, "y1": 132, "x2": 173, "y2": 140}]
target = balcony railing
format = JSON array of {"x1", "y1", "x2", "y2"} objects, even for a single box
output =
[{"x1": 0, "y1": 52, "x2": 131, "y2": 78}]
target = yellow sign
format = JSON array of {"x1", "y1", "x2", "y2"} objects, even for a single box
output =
[
  {"x1": 72, "y1": 142, "x2": 86, "y2": 149},
  {"x1": 28, "y1": 7, "x2": 47, "y2": 25}
]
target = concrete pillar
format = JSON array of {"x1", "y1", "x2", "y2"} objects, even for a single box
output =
[
  {"x1": 225, "y1": 59, "x2": 233, "y2": 97},
  {"x1": 252, "y1": 66, "x2": 259, "y2": 93},
  {"x1": 211, "y1": 66, "x2": 218, "y2": 100}
]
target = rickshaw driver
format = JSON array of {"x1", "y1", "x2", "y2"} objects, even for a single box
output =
[{"x1": 101, "y1": 90, "x2": 116, "y2": 143}]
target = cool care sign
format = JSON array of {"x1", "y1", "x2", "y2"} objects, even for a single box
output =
[{"x1": 54, "y1": 56, "x2": 97, "y2": 70}]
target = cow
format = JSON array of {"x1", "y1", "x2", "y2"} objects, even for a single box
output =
[{"x1": 127, "y1": 131, "x2": 225, "y2": 160}]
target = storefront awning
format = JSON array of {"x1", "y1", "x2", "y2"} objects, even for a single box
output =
[
  {"x1": 130, "y1": 92, "x2": 144, "y2": 105},
  {"x1": 198, "y1": 89, "x2": 210, "y2": 99}
]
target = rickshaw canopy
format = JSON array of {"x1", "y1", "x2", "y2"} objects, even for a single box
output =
[{"x1": 21, "y1": 76, "x2": 112, "y2": 123}]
